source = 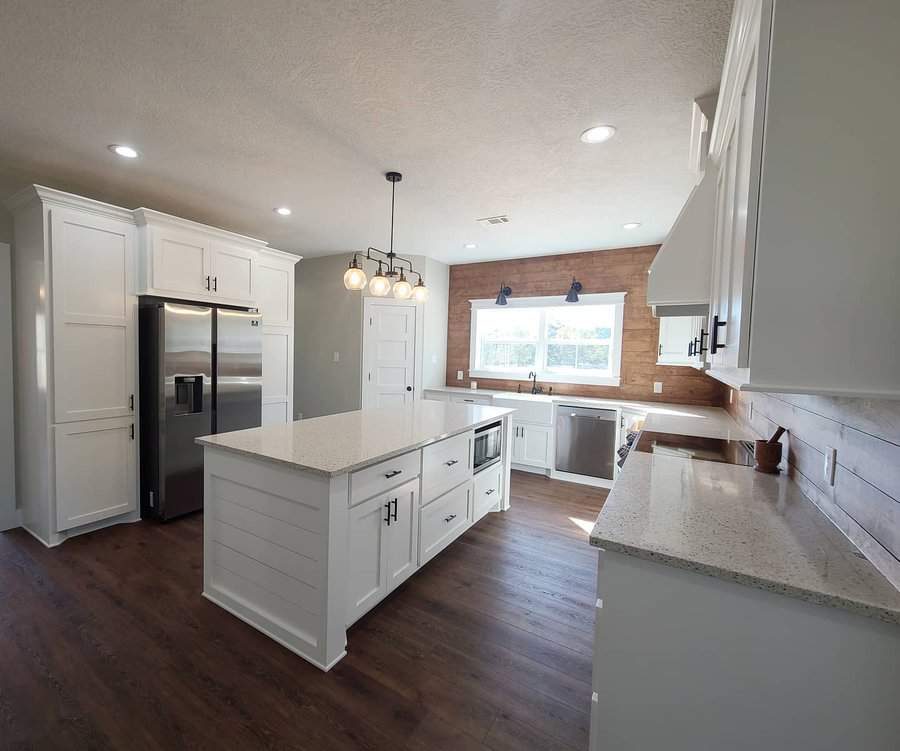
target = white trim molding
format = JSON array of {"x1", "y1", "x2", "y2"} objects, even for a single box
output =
[{"x1": 468, "y1": 292, "x2": 627, "y2": 387}]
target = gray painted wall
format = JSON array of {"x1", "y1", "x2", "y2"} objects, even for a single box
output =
[
  {"x1": 0, "y1": 207, "x2": 12, "y2": 244},
  {"x1": 293, "y1": 255, "x2": 364, "y2": 419},
  {"x1": 0, "y1": 243, "x2": 17, "y2": 530}
]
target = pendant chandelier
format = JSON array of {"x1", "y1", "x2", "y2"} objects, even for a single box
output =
[{"x1": 343, "y1": 171, "x2": 428, "y2": 302}]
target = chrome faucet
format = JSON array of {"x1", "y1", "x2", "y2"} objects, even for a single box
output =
[{"x1": 528, "y1": 371, "x2": 543, "y2": 394}]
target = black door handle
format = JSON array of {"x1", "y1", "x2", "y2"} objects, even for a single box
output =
[
  {"x1": 391, "y1": 498, "x2": 398, "y2": 522},
  {"x1": 384, "y1": 502, "x2": 392, "y2": 526},
  {"x1": 710, "y1": 315, "x2": 727, "y2": 354}
]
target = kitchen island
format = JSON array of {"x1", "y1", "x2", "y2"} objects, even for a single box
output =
[{"x1": 196, "y1": 401, "x2": 514, "y2": 670}]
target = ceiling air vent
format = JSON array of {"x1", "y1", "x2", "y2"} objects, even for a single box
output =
[{"x1": 477, "y1": 215, "x2": 510, "y2": 227}]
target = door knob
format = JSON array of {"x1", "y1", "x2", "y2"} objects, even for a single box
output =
[{"x1": 406, "y1": 386, "x2": 412, "y2": 391}]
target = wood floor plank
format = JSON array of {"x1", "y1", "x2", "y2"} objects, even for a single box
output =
[{"x1": 0, "y1": 471, "x2": 606, "y2": 749}]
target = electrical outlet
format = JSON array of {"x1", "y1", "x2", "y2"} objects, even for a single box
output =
[
  {"x1": 653, "y1": 382, "x2": 663, "y2": 394},
  {"x1": 824, "y1": 446, "x2": 836, "y2": 486},
  {"x1": 456, "y1": 370, "x2": 464, "y2": 381},
  {"x1": 332, "y1": 351, "x2": 340, "y2": 363}
]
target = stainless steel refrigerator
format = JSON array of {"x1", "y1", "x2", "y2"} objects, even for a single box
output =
[{"x1": 139, "y1": 300, "x2": 262, "y2": 520}]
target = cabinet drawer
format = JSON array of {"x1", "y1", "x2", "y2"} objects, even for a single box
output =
[
  {"x1": 472, "y1": 463, "x2": 502, "y2": 523},
  {"x1": 493, "y1": 397, "x2": 554, "y2": 426},
  {"x1": 350, "y1": 449, "x2": 421, "y2": 507},
  {"x1": 450, "y1": 394, "x2": 492, "y2": 405},
  {"x1": 420, "y1": 482, "x2": 470, "y2": 564},
  {"x1": 422, "y1": 431, "x2": 472, "y2": 505}
]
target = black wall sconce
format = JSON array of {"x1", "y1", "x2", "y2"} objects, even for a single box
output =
[
  {"x1": 495, "y1": 283, "x2": 513, "y2": 306},
  {"x1": 565, "y1": 278, "x2": 583, "y2": 303}
]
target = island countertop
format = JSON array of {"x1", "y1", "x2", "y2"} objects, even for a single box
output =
[
  {"x1": 196, "y1": 401, "x2": 514, "y2": 476},
  {"x1": 590, "y1": 450, "x2": 900, "y2": 625}
]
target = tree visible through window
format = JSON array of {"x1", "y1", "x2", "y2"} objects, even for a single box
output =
[{"x1": 469, "y1": 294, "x2": 625, "y2": 385}]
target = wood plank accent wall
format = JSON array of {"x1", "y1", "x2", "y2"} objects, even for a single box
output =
[
  {"x1": 726, "y1": 390, "x2": 900, "y2": 591},
  {"x1": 446, "y1": 246, "x2": 728, "y2": 407}
]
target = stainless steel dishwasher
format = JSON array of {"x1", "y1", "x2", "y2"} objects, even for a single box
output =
[{"x1": 555, "y1": 405, "x2": 618, "y2": 480}]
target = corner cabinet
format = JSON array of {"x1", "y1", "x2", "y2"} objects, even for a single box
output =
[
  {"x1": 7, "y1": 186, "x2": 140, "y2": 546},
  {"x1": 257, "y1": 248, "x2": 299, "y2": 425},
  {"x1": 703, "y1": 0, "x2": 900, "y2": 398}
]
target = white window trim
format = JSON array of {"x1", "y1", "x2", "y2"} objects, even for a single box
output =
[{"x1": 468, "y1": 292, "x2": 626, "y2": 386}]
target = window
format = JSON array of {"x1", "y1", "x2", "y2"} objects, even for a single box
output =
[{"x1": 469, "y1": 292, "x2": 626, "y2": 386}]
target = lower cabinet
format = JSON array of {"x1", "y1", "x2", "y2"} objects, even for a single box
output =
[
  {"x1": 473, "y1": 463, "x2": 502, "y2": 523},
  {"x1": 420, "y1": 481, "x2": 471, "y2": 564},
  {"x1": 512, "y1": 422, "x2": 553, "y2": 468},
  {"x1": 54, "y1": 417, "x2": 137, "y2": 532},
  {"x1": 346, "y1": 477, "x2": 419, "y2": 625}
]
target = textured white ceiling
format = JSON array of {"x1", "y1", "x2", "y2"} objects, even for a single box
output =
[{"x1": 0, "y1": 0, "x2": 732, "y2": 263}]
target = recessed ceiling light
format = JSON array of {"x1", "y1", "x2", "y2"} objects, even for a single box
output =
[
  {"x1": 580, "y1": 125, "x2": 617, "y2": 144},
  {"x1": 108, "y1": 144, "x2": 139, "y2": 159},
  {"x1": 464, "y1": 242, "x2": 477, "y2": 249},
  {"x1": 623, "y1": 222, "x2": 641, "y2": 230},
  {"x1": 274, "y1": 207, "x2": 292, "y2": 216}
]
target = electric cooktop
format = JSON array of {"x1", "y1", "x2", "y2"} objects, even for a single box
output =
[{"x1": 633, "y1": 431, "x2": 755, "y2": 466}]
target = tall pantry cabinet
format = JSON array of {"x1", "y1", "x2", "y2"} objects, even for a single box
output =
[{"x1": 8, "y1": 186, "x2": 140, "y2": 546}]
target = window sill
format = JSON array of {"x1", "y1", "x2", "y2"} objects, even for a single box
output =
[{"x1": 469, "y1": 370, "x2": 622, "y2": 387}]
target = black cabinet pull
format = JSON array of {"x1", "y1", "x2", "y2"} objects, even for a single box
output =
[
  {"x1": 698, "y1": 329, "x2": 708, "y2": 355},
  {"x1": 444, "y1": 514, "x2": 457, "y2": 523},
  {"x1": 213, "y1": 276, "x2": 218, "y2": 292},
  {"x1": 384, "y1": 502, "x2": 392, "y2": 526},
  {"x1": 391, "y1": 498, "x2": 398, "y2": 522},
  {"x1": 688, "y1": 341, "x2": 695, "y2": 357},
  {"x1": 710, "y1": 315, "x2": 727, "y2": 354},
  {"x1": 205, "y1": 275, "x2": 211, "y2": 291},
  {"x1": 129, "y1": 394, "x2": 134, "y2": 410},
  {"x1": 485, "y1": 488, "x2": 495, "y2": 495},
  {"x1": 445, "y1": 459, "x2": 459, "y2": 467},
  {"x1": 658, "y1": 343, "x2": 663, "y2": 356},
  {"x1": 130, "y1": 424, "x2": 135, "y2": 440},
  {"x1": 384, "y1": 469, "x2": 402, "y2": 479}
]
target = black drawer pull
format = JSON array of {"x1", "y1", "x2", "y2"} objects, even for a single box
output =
[
  {"x1": 384, "y1": 469, "x2": 402, "y2": 479},
  {"x1": 485, "y1": 488, "x2": 495, "y2": 495},
  {"x1": 710, "y1": 315, "x2": 727, "y2": 354},
  {"x1": 444, "y1": 514, "x2": 457, "y2": 523},
  {"x1": 444, "y1": 459, "x2": 459, "y2": 467}
]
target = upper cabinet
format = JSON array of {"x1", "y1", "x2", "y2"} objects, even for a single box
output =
[
  {"x1": 135, "y1": 209, "x2": 265, "y2": 307},
  {"x1": 658, "y1": 0, "x2": 900, "y2": 399}
]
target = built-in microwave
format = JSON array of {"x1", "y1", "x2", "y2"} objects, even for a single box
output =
[{"x1": 473, "y1": 421, "x2": 502, "y2": 473}]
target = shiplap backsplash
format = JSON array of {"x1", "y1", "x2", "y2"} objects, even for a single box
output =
[{"x1": 727, "y1": 391, "x2": 900, "y2": 590}]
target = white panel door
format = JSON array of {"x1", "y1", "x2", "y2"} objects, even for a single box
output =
[
  {"x1": 384, "y1": 479, "x2": 419, "y2": 591},
  {"x1": 151, "y1": 228, "x2": 211, "y2": 297},
  {"x1": 657, "y1": 316, "x2": 696, "y2": 365},
  {"x1": 211, "y1": 242, "x2": 255, "y2": 305},
  {"x1": 256, "y1": 259, "x2": 293, "y2": 327},
  {"x1": 262, "y1": 330, "x2": 291, "y2": 425},
  {"x1": 363, "y1": 301, "x2": 417, "y2": 409},
  {"x1": 346, "y1": 494, "x2": 388, "y2": 624},
  {"x1": 50, "y1": 208, "x2": 136, "y2": 424},
  {"x1": 54, "y1": 417, "x2": 136, "y2": 531},
  {"x1": 513, "y1": 424, "x2": 551, "y2": 468}
]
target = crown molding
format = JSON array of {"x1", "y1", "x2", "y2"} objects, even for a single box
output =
[
  {"x1": 133, "y1": 207, "x2": 267, "y2": 248},
  {"x1": 258, "y1": 246, "x2": 303, "y2": 264},
  {"x1": 5, "y1": 185, "x2": 135, "y2": 223}
]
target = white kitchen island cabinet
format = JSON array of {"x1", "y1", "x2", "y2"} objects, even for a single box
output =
[{"x1": 197, "y1": 401, "x2": 514, "y2": 671}]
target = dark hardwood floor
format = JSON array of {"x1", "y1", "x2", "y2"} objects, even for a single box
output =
[{"x1": 0, "y1": 471, "x2": 607, "y2": 751}]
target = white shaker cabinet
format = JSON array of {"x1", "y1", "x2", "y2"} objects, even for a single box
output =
[
  {"x1": 657, "y1": 316, "x2": 705, "y2": 368},
  {"x1": 257, "y1": 248, "x2": 299, "y2": 426},
  {"x1": 7, "y1": 186, "x2": 140, "y2": 546},
  {"x1": 511, "y1": 423, "x2": 552, "y2": 468},
  {"x1": 135, "y1": 209, "x2": 265, "y2": 307},
  {"x1": 704, "y1": 0, "x2": 900, "y2": 398},
  {"x1": 346, "y1": 478, "x2": 419, "y2": 625}
]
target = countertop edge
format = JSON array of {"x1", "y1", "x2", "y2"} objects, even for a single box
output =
[
  {"x1": 196, "y1": 410, "x2": 512, "y2": 476},
  {"x1": 590, "y1": 536, "x2": 900, "y2": 627}
]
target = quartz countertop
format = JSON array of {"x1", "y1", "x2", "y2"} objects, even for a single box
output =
[
  {"x1": 590, "y1": 451, "x2": 900, "y2": 624},
  {"x1": 196, "y1": 401, "x2": 514, "y2": 476}
]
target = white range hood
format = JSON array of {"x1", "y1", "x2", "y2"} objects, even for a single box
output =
[{"x1": 646, "y1": 164, "x2": 717, "y2": 317}]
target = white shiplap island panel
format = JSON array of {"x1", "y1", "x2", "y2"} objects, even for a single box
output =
[{"x1": 197, "y1": 402, "x2": 514, "y2": 670}]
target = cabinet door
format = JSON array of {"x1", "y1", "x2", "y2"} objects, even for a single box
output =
[
  {"x1": 262, "y1": 329, "x2": 292, "y2": 425},
  {"x1": 50, "y1": 208, "x2": 136, "y2": 423},
  {"x1": 657, "y1": 316, "x2": 696, "y2": 365},
  {"x1": 384, "y1": 479, "x2": 419, "y2": 590},
  {"x1": 211, "y1": 242, "x2": 255, "y2": 305},
  {"x1": 517, "y1": 424, "x2": 552, "y2": 468},
  {"x1": 347, "y1": 494, "x2": 389, "y2": 624},
  {"x1": 55, "y1": 417, "x2": 136, "y2": 531},
  {"x1": 256, "y1": 257, "x2": 294, "y2": 327},
  {"x1": 151, "y1": 227, "x2": 212, "y2": 297}
]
